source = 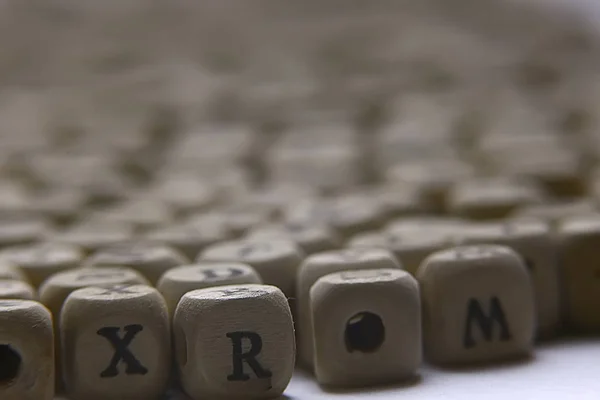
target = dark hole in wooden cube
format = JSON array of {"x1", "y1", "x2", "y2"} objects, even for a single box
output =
[
  {"x1": 345, "y1": 311, "x2": 385, "y2": 353},
  {"x1": 0, "y1": 344, "x2": 21, "y2": 385}
]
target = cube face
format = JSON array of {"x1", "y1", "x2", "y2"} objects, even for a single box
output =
[
  {"x1": 199, "y1": 239, "x2": 303, "y2": 297},
  {"x1": 0, "y1": 280, "x2": 35, "y2": 300},
  {"x1": 174, "y1": 284, "x2": 295, "y2": 399},
  {"x1": 157, "y1": 263, "x2": 262, "y2": 317},
  {"x1": 455, "y1": 221, "x2": 561, "y2": 337},
  {"x1": 559, "y1": 217, "x2": 600, "y2": 332},
  {"x1": 0, "y1": 243, "x2": 83, "y2": 288},
  {"x1": 0, "y1": 300, "x2": 54, "y2": 400},
  {"x1": 417, "y1": 245, "x2": 535, "y2": 365},
  {"x1": 310, "y1": 269, "x2": 421, "y2": 387},
  {"x1": 85, "y1": 241, "x2": 188, "y2": 285},
  {"x1": 296, "y1": 248, "x2": 402, "y2": 368},
  {"x1": 61, "y1": 285, "x2": 170, "y2": 400}
]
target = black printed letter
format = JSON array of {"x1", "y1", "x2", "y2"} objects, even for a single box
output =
[
  {"x1": 97, "y1": 324, "x2": 148, "y2": 377},
  {"x1": 463, "y1": 297, "x2": 512, "y2": 348},
  {"x1": 226, "y1": 331, "x2": 272, "y2": 381}
]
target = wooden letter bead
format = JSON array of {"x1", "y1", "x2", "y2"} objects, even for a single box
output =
[
  {"x1": 448, "y1": 178, "x2": 544, "y2": 220},
  {"x1": 296, "y1": 248, "x2": 402, "y2": 368},
  {"x1": 310, "y1": 269, "x2": 421, "y2": 387},
  {"x1": 417, "y1": 245, "x2": 535, "y2": 365},
  {"x1": 157, "y1": 262, "x2": 262, "y2": 318},
  {"x1": 0, "y1": 300, "x2": 54, "y2": 400},
  {"x1": 61, "y1": 285, "x2": 170, "y2": 400},
  {"x1": 199, "y1": 239, "x2": 304, "y2": 298},
  {"x1": 0, "y1": 262, "x2": 27, "y2": 282},
  {"x1": 174, "y1": 284, "x2": 295, "y2": 400},
  {"x1": 0, "y1": 216, "x2": 50, "y2": 249},
  {"x1": 0, "y1": 243, "x2": 84, "y2": 288},
  {"x1": 39, "y1": 267, "x2": 149, "y2": 387},
  {"x1": 247, "y1": 222, "x2": 341, "y2": 255},
  {"x1": 85, "y1": 241, "x2": 188, "y2": 285},
  {"x1": 0, "y1": 280, "x2": 35, "y2": 300},
  {"x1": 454, "y1": 221, "x2": 561, "y2": 338},
  {"x1": 558, "y1": 215, "x2": 600, "y2": 332},
  {"x1": 55, "y1": 220, "x2": 135, "y2": 254}
]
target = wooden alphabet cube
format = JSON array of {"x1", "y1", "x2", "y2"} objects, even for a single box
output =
[
  {"x1": 85, "y1": 241, "x2": 188, "y2": 285},
  {"x1": 143, "y1": 218, "x2": 230, "y2": 260},
  {"x1": 0, "y1": 280, "x2": 35, "y2": 300},
  {"x1": 0, "y1": 299, "x2": 54, "y2": 400},
  {"x1": 558, "y1": 215, "x2": 600, "y2": 332},
  {"x1": 174, "y1": 284, "x2": 295, "y2": 399},
  {"x1": 55, "y1": 220, "x2": 135, "y2": 254},
  {"x1": 0, "y1": 243, "x2": 83, "y2": 288},
  {"x1": 417, "y1": 245, "x2": 535, "y2": 365},
  {"x1": 247, "y1": 221, "x2": 341, "y2": 255},
  {"x1": 39, "y1": 267, "x2": 149, "y2": 387},
  {"x1": 61, "y1": 285, "x2": 170, "y2": 400},
  {"x1": 296, "y1": 248, "x2": 402, "y2": 368},
  {"x1": 310, "y1": 269, "x2": 421, "y2": 387},
  {"x1": 0, "y1": 262, "x2": 27, "y2": 282},
  {"x1": 157, "y1": 262, "x2": 262, "y2": 318},
  {"x1": 454, "y1": 221, "x2": 561, "y2": 338},
  {"x1": 325, "y1": 194, "x2": 387, "y2": 240},
  {"x1": 199, "y1": 239, "x2": 304, "y2": 297},
  {"x1": 0, "y1": 216, "x2": 50, "y2": 249},
  {"x1": 448, "y1": 177, "x2": 544, "y2": 220}
]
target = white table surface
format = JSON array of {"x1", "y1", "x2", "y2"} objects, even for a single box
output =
[{"x1": 286, "y1": 337, "x2": 600, "y2": 399}]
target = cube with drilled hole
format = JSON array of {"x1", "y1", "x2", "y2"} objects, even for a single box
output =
[
  {"x1": 174, "y1": 284, "x2": 295, "y2": 399},
  {"x1": 310, "y1": 269, "x2": 421, "y2": 387},
  {"x1": 417, "y1": 245, "x2": 535, "y2": 365},
  {"x1": 61, "y1": 285, "x2": 170, "y2": 400},
  {"x1": 0, "y1": 299, "x2": 54, "y2": 400},
  {"x1": 296, "y1": 248, "x2": 402, "y2": 368},
  {"x1": 157, "y1": 262, "x2": 262, "y2": 318}
]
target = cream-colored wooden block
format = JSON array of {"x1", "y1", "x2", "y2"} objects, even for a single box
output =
[
  {"x1": 55, "y1": 221, "x2": 135, "y2": 254},
  {"x1": 21, "y1": 189, "x2": 87, "y2": 226},
  {"x1": 92, "y1": 199, "x2": 174, "y2": 233},
  {"x1": 449, "y1": 178, "x2": 545, "y2": 220},
  {"x1": 417, "y1": 245, "x2": 535, "y2": 365},
  {"x1": 0, "y1": 280, "x2": 35, "y2": 300},
  {"x1": 310, "y1": 269, "x2": 421, "y2": 387},
  {"x1": 174, "y1": 284, "x2": 295, "y2": 400},
  {"x1": 217, "y1": 204, "x2": 276, "y2": 238},
  {"x1": 558, "y1": 215, "x2": 600, "y2": 332},
  {"x1": 39, "y1": 267, "x2": 149, "y2": 387},
  {"x1": 499, "y1": 150, "x2": 585, "y2": 198},
  {"x1": 247, "y1": 222, "x2": 341, "y2": 255},
  {"x1": 0, "y1": 262, "x2": 27, "y2": 281},
  {"x1": 0, "y1": 243, "x2": 84, "y2": 288},
  {"x1": 0, "y1": 216, "x2": 50, "y2": 249},
  {"x1": 369, "y1": 185, "x2": 425, "y2": 219},
  {"x1": 150, "y1": 178, "x2": 217, "y2": 217},
  {"x1": 61, "y1": 285, "x2": 170, "y2": 400},
  {"x1": 296, "y1": 248, "x2": 402, "y2": 368},
  {"x1": 85, "y1": 242, "x2": 188, "y2": 285},
  {"x1": 199, "y1": 239, "x2": 304, "y2": 297},
  {"x1": 325, "y1": 194, "x2": 388, "y2": 240},
  {"x1": 143, "y1": 219, "x2": 230, "y2": 260},
  {"x1": 157, "y1": 262, "x2": 262, "y2": 318},
  {"x1": 0, "y1": 300, "x2": 54, "y2": 400},
  {"x1": 511, "y1": 200, "x2": 597, "y2": 228},
  {"x1": 454, "y1": 221, "x2": 562, "y2": 338},
  {"x1": 386, "y1": 159, "x2": 475, "y2": 212}
]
